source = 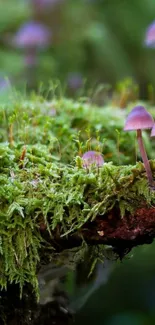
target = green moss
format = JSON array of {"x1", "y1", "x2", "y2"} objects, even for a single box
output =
[
  {"x1": 0, "y1": 95, "x2": 155, "y2": 295},
  {"x1": 1, "y1": 96, "x2": 154, "y2": 164}
]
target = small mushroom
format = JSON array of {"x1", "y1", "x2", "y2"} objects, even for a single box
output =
[
  {"x1": 13, "y1": 21, "x2": 51, "y2": 86},
  {"x1": 124, "y1": 105, "x2": 154, "y2": 186},
  {"x1": 14, "y1": 21, "x2": 51, "y2": 50},
  {"x1": 144, "y1": 21, "x2": 155, "y2": 47},
  {"x1": 82, "y1": 151, "x2": 104, "y2": 169}
]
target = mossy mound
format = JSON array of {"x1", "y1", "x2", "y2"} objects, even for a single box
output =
[
  {"x1": 1, "y1": 95, "x2": 154, "y2": 165},
  {"x1": 0, "y1": 95, "x2": 155, "y2": 295}
]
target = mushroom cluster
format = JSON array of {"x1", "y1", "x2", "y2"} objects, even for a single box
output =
[{"x1": 124, "y1": 105, "x2": 155, "y2": 187}]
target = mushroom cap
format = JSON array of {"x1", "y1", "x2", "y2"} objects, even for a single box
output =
[
  {"x1": 151, "y1": 123, "x2": 155, "y2": 137},
  {"x1": 13, "y1": 21, "x2": 51, "y2": 49},
  {"x1": 145, "y1": 21, "x2": 155, "y2": 48},
  {"x1": 124, "y1": 105, "x2": 154, "y2": 131},
  {"x1": 82, "y1": 151, "x2": 104, "y2": 168}
]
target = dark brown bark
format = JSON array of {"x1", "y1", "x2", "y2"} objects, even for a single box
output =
[{"x1": 44, "y1": 205, "x2": 155, "y2": 256}]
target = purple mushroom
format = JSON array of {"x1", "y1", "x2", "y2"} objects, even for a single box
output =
[
  {"x1": 0, "y1": 77, "x2": 11, "y2": 93},
  {"x1": 145, "y1": 21, "x2": 155, "y2": 47},
  {"x1": 82, "y1": 151, "x2": 104, "y2": 169},
  {"x1": 124, "y1": 105, "x2": 154, "y2": 186},
  {"x1": 14, "y1": 21, "x2": 51, "y2": 54},
  {"x1": 13, "y1": 21, "x2": 51, "y2": 86}
]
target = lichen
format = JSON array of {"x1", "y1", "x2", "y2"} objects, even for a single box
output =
[{"x1": 0, "y1": 94, "x2": 155, "y2": 296}]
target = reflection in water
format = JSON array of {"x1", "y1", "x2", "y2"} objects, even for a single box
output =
[
  {"x1": 3, "y1": 245, "x2": 155, "y2": 324},
  {"x1": 0, "y1": 247, "x2": 114, "y2": 324},
  {"x1": 69, "y1": 259, "x2": 114, "y2": 312},
  {"x1": 38, "y1": 258, "x2": 114, "y2": 314}
]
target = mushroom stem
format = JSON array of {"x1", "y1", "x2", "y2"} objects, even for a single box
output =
[
  {"x1": 137, "y1": 129, "x2": 154, "y2": 186},
  {"x1": 24, "y1": 48, "x2": 37, "y2": 88},
  {"x1": 25, "y1": 48, "x2": 37, "y2": 67}
]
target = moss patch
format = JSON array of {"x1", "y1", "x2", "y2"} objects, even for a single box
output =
[{"x1": 0, "y1": 95, "x2": 155, "y2": 295}]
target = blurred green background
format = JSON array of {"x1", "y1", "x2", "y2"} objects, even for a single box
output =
[
  {"x1": 1, "y1": 0, "x2": 155, "y2": 98},
  {"x1": 74, "y1": 243, "x2": 155, "y2": 325},
  {"x1": 1, "y1": 1, "x2": 155, "y2": 324}
]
